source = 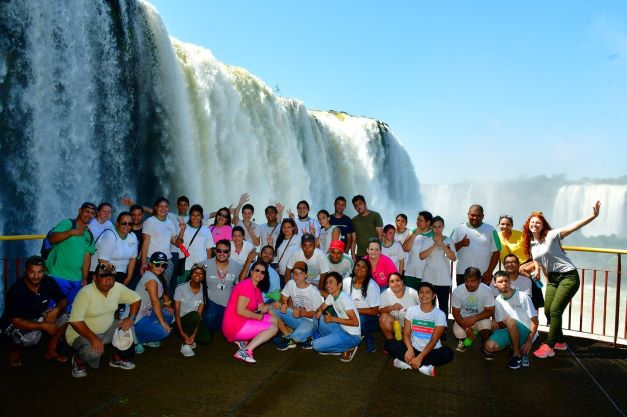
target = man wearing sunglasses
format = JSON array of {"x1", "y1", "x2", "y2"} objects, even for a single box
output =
[
  {"x1": 1, "y1": 256, "x2": 68, "y2": 367},
  {"x1": 46, "y1": 202, "x2": 96, "y2": 311},
  {"x1": 197, "y1": 239, "x2": 243, "y2": 334},
  {"x1": 66, "y1": 262, "x2": 141, "y2": 378}
]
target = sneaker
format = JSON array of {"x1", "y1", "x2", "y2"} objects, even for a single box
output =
[
  {"x1": 274, "y1": 337, "x2": 295, "y2": 351},
  {"x1": 298, "y1": 339, "x2": 313, "y2": 349},
  {"x1": 522, "y1": 353, "x2": 530, "y2": 367},
  {"x1": 340, "y1": 345, "x2": 359, "y2": 363},
  {"x1": 554, "y1": 342, "x2": 568, "y2": 351},
  {"x1": 533, "y1": 343, "x2": 555, "y2": 358},
  {"x1": 180, "y1": 344, "x2": 195, "y2": 357},
  {"x1": 71, "y1": 355, "x2": 87, "y2": 378},
  {"x1": 134, "y1": 343, "x2": 144, "y2": 355},
  {"x1": 482, "y1": 348, "x2": 495, "y2": 361},
  {"x1": 318, "y1": 351, "x2": 342, "y2": 356},
  {"x1": 234, "y1": 340, "x2": 248, "y2": 350},
  {"x1": 507, "y1": 356, "x2": 522, "y2": 369},
  {"x1": 144, "y1": 341, "x2": 161, "y2": 348},
  {"x1": 393, "y1": 358, "x2": 412, "y2": 370},
  {"x1": 456, "y1": 340, "x2": 467, "y2": 352},
  {"x1": 418, "y1": 364, "x2": 435, "y2": 377},
  {"x1": 190, "y1": 342, "x2": 197, "y2": 349},
  {"x1": 233, "y1": 349, "x2": 256, "y2": 364},
  {"x1": 109, "y1": 359, "x2": 136, "y2": 370}
]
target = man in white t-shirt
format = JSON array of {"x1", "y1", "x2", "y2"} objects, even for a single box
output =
[
  {"x1": 284, "y1": 234, "x2": 329, "y2": 288},
  {"x1": 271, "y1": 262, "x2": 324, "y2": 349},
  {"x1": 258, "y1": 204, "x2": 284, "y2": 248},
  {"x1": 490, "y1": 254, "x2": 532, "y2": 298},
  {"x1": 451, "y1": 267, "x2": 495, "y2": 358},
  {"x1": 451, "y1": 205, "x2": 501, "y2": 285},
  {"x1": 486, "y1": 272, "x2": 538, "y2": 369}
]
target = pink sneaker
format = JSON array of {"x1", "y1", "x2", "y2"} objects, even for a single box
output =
[
  {"x1": 554, "y1": 342, "x2": 568, "y2": 351},
  {"x1": 533, "y1": 343, "x2": 555, "y2": 358}
]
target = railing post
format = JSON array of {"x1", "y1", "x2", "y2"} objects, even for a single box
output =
[{"x1": 615, "y1": 253, "x2": 622, "y2": 347}]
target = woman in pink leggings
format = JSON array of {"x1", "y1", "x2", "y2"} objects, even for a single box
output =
[{"x1": 222, "y1": 260, "x2": 278, "y2": 364}]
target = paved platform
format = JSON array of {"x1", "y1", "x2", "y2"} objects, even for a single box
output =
[{"x1": 1, "y1": 326, "x2": 626, "y2": 417}]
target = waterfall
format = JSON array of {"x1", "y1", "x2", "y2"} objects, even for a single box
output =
[{"x1": 0, "y1": 0, "x2": 420, "y2": 240}]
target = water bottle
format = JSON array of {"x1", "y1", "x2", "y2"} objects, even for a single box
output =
[
  {"x1": 177, "y1": 242, "x2": 190, "y2": 257},
  {"x1": 463, "y1": 329, "x2": 479, "y2": 347},
  {"x1": 522, "y1": 352, "x2": 530, "y2": 367},
  {"x1": 393, "y1": 320, "x2": 402, "y2": 341},
  {"x1": 531, "y1": 272, "x2": 543, "y2": 288}
]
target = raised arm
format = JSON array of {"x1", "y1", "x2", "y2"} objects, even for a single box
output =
[{"x1": 559, "y1": 201, "x2": 601, "y2": 239}]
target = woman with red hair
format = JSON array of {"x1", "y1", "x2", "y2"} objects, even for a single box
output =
[{"x1": 521, "y1": 201, "x2": 601, "y2": 359}]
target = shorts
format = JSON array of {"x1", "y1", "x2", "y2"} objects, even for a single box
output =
[
  {"x1": 488, "y1": 320, "x2": 531, "y2": 348},
  {"x1": 233, "y1": 314, "x2": 274, "y2": 341}
]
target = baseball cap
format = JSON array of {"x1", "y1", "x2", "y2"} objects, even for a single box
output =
[
  {"x1": 112, "y1": 328, "x2": 134, "y2": 350},
  {"x1": 292, "y1": 261, "x2": 308, "y2": 273},
  {"x1": 150, "y1": 252, "x2": 168, "y2": 263},
  {"x1": 328, "y1": 240, "x2": 345, "y2": 252}
]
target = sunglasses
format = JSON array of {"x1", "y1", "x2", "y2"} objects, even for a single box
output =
[
  {"x1": 531, "y1": 211, "x2": 543, "y2": 216},
  {"x1": 252, "y1": 268, "x2": 266, "y2": 274},
  {"x1": 191, "y1": 263, "x2": 208, "y2": 270},
  {"x1": 119, "y1": 221, "x2": 132, "y2": 226},
  {"x1": 96, "y1": 262, "x2": 116, "y2": 274},
  {"x1": 215, "y1": 248, "x2": 230, "y2": 254},
  {"x1": 152, "y1": 262, "x2": 168, "y2": 268},
  {"x1": 217, "y1": 213, "x2": 229, "y2": 218}
]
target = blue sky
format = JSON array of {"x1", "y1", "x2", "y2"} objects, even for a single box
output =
[{"x1": 148, "y1": 0, "x2": 626, "y2": 184}]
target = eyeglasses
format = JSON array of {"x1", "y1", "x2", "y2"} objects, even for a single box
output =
[
  {"x1": 215, "y1": 248, "x2": 230, "y2": 254},
  {"x1": 119, "y1": 221, "x2": 132, "y2": 226},
  {"x1": 252, "y1": 268, "x2": 266, "y2": 274}
]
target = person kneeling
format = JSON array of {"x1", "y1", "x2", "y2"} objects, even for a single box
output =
[
  {"x1": 485, "y1": 271, "x2": 539, "y2": 369},
  {"x1": 384, "y1": 282, "x2": 453, "y2": 377},
  {"x1": 67, "y1": 263, "x2": 141, "y2": 378},
  {"x1": 312, "y1": 272, "x2": 362, "y2": 362}
]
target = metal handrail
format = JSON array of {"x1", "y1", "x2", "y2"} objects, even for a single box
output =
[
  {"x1": 0, "y1": 234, "x2": 46, "y2": 241},
  {"x1": 562, "y1": 245, "x2": 627, "y2": 255}
]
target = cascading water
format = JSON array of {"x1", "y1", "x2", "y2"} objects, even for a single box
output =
[{"x1": 0, "y1": 0, "x2": 420, "y2": 242}]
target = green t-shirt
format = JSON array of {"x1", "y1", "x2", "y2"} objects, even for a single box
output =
[
  {"x1": 352, "y1": 210, "x2": 383, "y2": 257},
  {"x1": 46, "y1": 219, "x2": 95, "y2": 281}
]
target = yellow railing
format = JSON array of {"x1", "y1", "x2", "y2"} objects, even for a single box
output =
[
  {"x1": 0, "y1": 234, "x2": 46, "y2": 241},
  {"x1": 563, "y1": 245, "x2": 627, "y2": 255}
]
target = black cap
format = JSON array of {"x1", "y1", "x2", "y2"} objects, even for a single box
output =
[{"x1": 150, "y1": 252, "x2": 168, "y2": 263}]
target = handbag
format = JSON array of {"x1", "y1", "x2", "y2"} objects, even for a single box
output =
[{"x1": 174, "y1": 226, "x2": 201, "y2": 277}]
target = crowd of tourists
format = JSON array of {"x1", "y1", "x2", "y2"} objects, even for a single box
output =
[{"x1": 1, "y1": 192, "x2": 601, "y2": 378}]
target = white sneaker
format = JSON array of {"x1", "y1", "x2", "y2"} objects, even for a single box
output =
[
  {"x1": 233, "y1": 349, "x2": 256, "y2": 364},
  {"x1": 180, "y1": 344, "x2": 195, "y2": 357},
  {"x1": 418, "y1": 364, "x2": 435, "y2": 377},
  {"x1": 393, "y1": 358, "x2": 412, "y2": 370}
]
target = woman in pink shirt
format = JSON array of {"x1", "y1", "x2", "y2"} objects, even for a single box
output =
[
  {"x1": 210, "y1": 207, "x2": 233, "y2": 244},
  {"x1": 222, "y1": 260, "x2": 278, "y2": 364},
  {"x1": 363, "y1": 239, "x2": 398, "y2": 291}
]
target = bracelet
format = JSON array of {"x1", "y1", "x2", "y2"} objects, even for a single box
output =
[
  {"x1": 163, "y1": 301, "x2": 172, "y2": 307},
  {"x1": 129, "y1": 314, "x2": 136, "y2": 320}
]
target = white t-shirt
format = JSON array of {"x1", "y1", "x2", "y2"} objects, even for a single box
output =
[
  {"x1": 135, "y1": 271, "x2": 163, "y2": 321},
  {"x1": 276, "y1": 236, "x2": 300, "y2": 275},
  {"x1": 406, "y1": 305, "x2": 447, "y2": 351},
  {"x1": 295, "y1": 217, "x2": 321, "y2": 238},
  {"x1": 281, "y1": 280, "x2": 324, "y2": 318},
  {"x1": 395, "y1": 229, "x2": 411, "y2": 245},
  {"x1": 327, "y1": 254, "x2": 354, "y2": 278},
  {"x1": 451, "y1": 222, "x2": 500, "y2": 275},
  {"x1": 259, "y1": 222, "x2": 281, "y2": 248},
  {"x1": 287, "y1": 249, "x2": 330, "y2": 285},
  {"x1": 421, "y1": 236, "x2": 457, "y2": 286},
  {"x1": 143, "y1": 216, "x2": 177, "y2": 259},
  {"x1": 230, "y1": 240, "x2": 256, "y2": 266},
  {"x1": 380, "y1": 286, "x2": 419, "y2": 323},
  {"x1": 342, "y1": 277, "x2": 381, "y2": 309},
  {"x1": 490, "y1": 275, "x2": 532, "y2": 298},
  {"x1": 89, "y1": 219, "x2": 114, "y2": 240},
  {"x1": 531, "y1": 229, "x2": 576, "y2": 273},
  {"x1": 451, "y1": 283, "x2": 495, "y2": 318},
  {"x1": 494, "y1": 289, "x2": 538, "y2": 341},
  {"x1": 405, "y1": 234, "x2": 428, "y2": 278},
  {"x1": 381, "y1": 241, "x2": 406, "y2": 271},
  {"x1": 91, "y1": 228, "x2": 138, "y2": 273},
  {"x1": 166, "y1": 212, "x2": 184, "y2": 253},
  {"x1": 174, "y1": 281, "x2": 204, "y2": 317},
  {"x1": 235, "y1": 219, "x2": 262, "y2": 245},
  {"x1": 324, "y1": 292, "x2": 361, "y2": 336},
  {"x1": 318, "y1": 225, "x2": 338, "y2": 253},
  {"x1": 179, "y1": 225, "x2": 214, "y2": 269}
]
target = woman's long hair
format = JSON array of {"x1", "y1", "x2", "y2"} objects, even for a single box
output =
[
  {"x1": 249, "y1": 260, "x2": 271, "y2": 293},
  {"x1": 350, "y1": 258, "x2": 373, "y2": 299},
  {"x1": 275, "y1": 218, "x2": 297, "y2": 251},
  {"x1": 522, "y1": 212, "x2": 552, "y2": 258}
]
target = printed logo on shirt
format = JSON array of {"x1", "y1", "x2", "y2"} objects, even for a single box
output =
[
  {"x1": 411, "y1": 319, "x2": 435, "y2": 339},
  {"x1": 463, "y1": 294, "x2": 480, "y2": 315}
]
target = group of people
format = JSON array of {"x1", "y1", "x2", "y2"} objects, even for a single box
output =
[{"x1": 1, "y1": 192, "x2": 602, "y2": 378}]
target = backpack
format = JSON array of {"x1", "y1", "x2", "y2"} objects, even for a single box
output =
[{"x1": 40, "y1": 219, "x2": 94, "y2": 260}]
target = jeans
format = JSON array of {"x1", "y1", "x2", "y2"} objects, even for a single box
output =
[
  {"x1": 272, "y1": 308, "x2": 314, "y2": 342},
  {"x1": 71, "y1": 320, "x2": 134, "y2": 368},
  {"x1": 134, "y1": 309, "x2": 174, "y2": 344},
  {"x1": 544, "y1": 270, "x2": 580, "y2": 346},
  {"x1": 201, "y1": 300, "x2": 226, "y2": 333},
  {"x1": 359, "y1": 314, "x2": 379, "y2": 349},
  {"x1": 312, "y1": 317, "x2": 361, "y2": 353},
  {"x1": 384, "y1": 339, "x2": 454, "y2": 367}
]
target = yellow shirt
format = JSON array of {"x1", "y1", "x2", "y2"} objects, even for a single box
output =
[
  {"x1": 66, "y1": 282, "x2": 140, "y2": 345},
  {"x1": 498, "y1": 229, "x2": 527, "y2": 263}
]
